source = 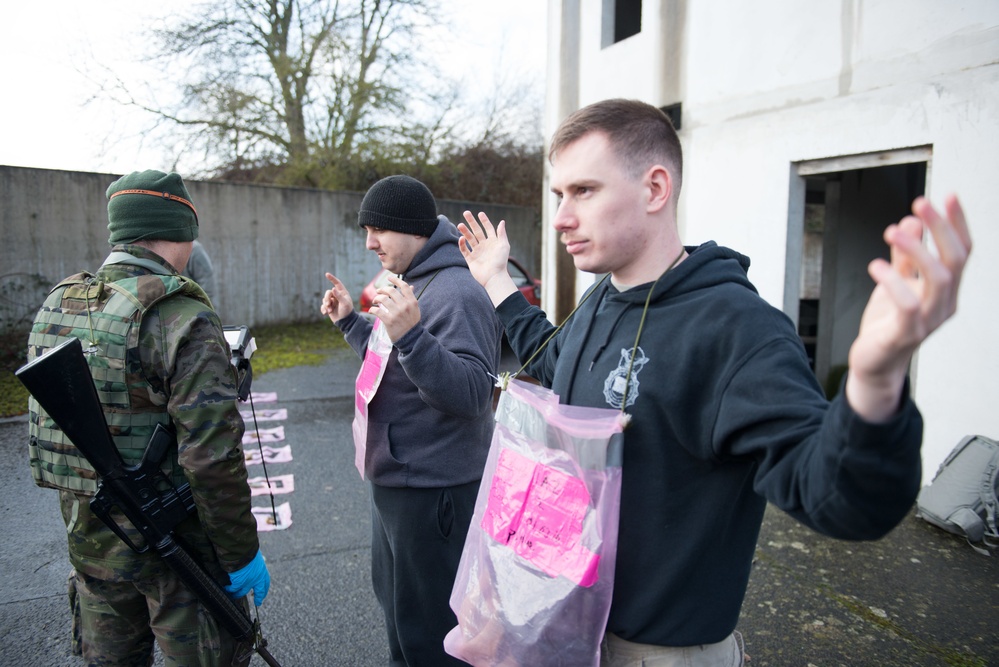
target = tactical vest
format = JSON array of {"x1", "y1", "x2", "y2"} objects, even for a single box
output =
[{"x1": 27, "y1": 269, "x2": 212, "y2": 496}]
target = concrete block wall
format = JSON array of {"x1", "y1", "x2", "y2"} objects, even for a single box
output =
[{"x1": 0, "y1": 166, "x2": 541, "y2": 332}]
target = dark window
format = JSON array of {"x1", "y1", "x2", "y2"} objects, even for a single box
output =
[
  {"x1": 660, "y1": 103, "x2": 682, "y2": 131},
  {"x1": 615, "y1": 0, "x2": 642, "y2": 42}
]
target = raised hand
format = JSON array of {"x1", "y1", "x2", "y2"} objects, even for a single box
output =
[
  {"x1": 845, "y1": 194, "x2": 971, "y2": 422},
  {"x1": 457, "y1": 210, "x2": 519, "y2": 305},
  {"x1": 321, "y1": 272, "x2": 354, "y2": 323},
  {"x1": 371, "y1": 274, "x2": 421, "y2": 342}
]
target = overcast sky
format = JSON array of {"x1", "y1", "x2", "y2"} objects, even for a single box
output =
[{"x1": 0, "y1": 1, "x2": 546, "y2": 176}]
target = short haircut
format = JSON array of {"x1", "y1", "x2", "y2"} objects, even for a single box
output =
[{"x1": 549, "y1": 99, "x2": 683, "y2": 195}]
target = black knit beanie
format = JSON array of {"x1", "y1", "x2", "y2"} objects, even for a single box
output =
[
  {"x1": 106, "y1": 170, "x2": 199, "y2": 244},
  {"x1": 358, "y1": 175, "x2": 438, "y2": 237}
]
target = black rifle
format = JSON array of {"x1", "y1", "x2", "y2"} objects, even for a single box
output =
[{"x1": 17, "y1": 336, "x2": 281, "y2": 667}]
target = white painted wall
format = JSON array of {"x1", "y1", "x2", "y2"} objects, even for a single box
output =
[{"x1": 545, "y1": 0, "x2": 999, "y2": 482}]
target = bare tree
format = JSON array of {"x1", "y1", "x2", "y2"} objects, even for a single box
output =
[
  {"x1": 89, "y1": 0, "x2": 545, "y2": 201},
  {"x1": 134, "y1": 0, "x2": 440, "y2": 182}
]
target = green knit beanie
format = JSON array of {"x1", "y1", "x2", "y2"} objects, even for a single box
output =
[{"x1": 106, "y1": 170, "x2": 199, "y2": 244}]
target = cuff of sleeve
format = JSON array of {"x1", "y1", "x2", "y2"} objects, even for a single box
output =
[
  {"x1": 336, "y1": 310, "x2": 360, "y2": 333},
  {"x1": 223, "y1": 542, "x2": 262, "y2": 573},
  {"x1": 818, "y1": 378, "x2": 924, "y2": 537},
  {"x1": 393, "y1": 323, "x2": 424, "y2": 355},
  {"x1": 831, "y1": 376, "x2": 923, "y2": 459},
  {"x1": 496, "y1": 291, "x2": 532, "y2": 321}
]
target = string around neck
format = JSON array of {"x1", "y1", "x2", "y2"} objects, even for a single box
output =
[
  {"x1": 500, "y1": 246, "x2": 688, "y2": 420},
  {"x1": 619, "y1": 247, "x2": 687, "y2": 411}
]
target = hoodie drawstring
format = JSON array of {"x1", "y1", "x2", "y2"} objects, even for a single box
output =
[{"x1": 587, "y1": 303, "x2": 631, "y2": 372}]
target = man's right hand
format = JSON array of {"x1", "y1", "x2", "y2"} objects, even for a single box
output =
[
  {"x1": 458, "y1": 211, "x2": 519, "y2": 306},
  {"x1": 321, "y1": 272, "x2": 354, "y2": 323},
  {"x1": 224, "y1": 550, "x2": 271, "y2": 607}
]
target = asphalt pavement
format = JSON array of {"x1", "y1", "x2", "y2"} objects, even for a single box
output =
[{"x1": 1, "y1": 347, "x2": 996, "y2": 666}]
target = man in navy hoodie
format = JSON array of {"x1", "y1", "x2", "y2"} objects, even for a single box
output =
[{"x1": 457, "y1": 99, "x2": 971, "y2": 666}]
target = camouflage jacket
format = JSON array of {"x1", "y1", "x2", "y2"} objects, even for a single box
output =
[{"x1": 28, "y1": 244, "x2": 258, "y2": 582}]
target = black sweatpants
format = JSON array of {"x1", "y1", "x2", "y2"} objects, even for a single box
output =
[{"x1": 370, "y1": 480, "x2": 480, "y2": 666}]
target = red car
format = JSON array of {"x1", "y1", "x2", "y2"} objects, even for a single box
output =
[{"x1": 359, "y1": 257, "x2": 541, "y2": 313}]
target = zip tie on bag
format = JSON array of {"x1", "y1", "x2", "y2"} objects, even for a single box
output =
[{"x1": 490, "y1": 371, "x2": 512, "y2": 391}]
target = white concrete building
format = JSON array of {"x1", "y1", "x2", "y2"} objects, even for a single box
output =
[{"x1": 541, "y1": 0, "x2": 999, "y2": 481}]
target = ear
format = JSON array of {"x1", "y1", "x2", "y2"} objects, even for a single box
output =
[{"x1": 645, "y1": 165, "x2": 673, "y2": 214}]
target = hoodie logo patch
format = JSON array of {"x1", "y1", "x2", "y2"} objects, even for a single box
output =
[{"x1": 603, "y1": 346, "x2": 649, "y2": 409}]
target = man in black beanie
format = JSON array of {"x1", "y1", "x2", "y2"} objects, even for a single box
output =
[
  {"x1": 26, "y1": 169, "x2": 270, "y2": 665},
  {"x1": 321, "y1": 175, "x2": 503, "y2": 666}
]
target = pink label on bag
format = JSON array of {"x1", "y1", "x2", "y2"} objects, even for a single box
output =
[
  {"x1": 482, "y1": 448, "x2": 600, "y2": 587},
  {"x1": 352, "y1": 320, "x2": 391, "y2": 479},
  {"x1": 356, "y1": 337, "x2": 386, "y2": 407}
]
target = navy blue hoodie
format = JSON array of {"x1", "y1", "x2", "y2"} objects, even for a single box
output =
[{"x1": 497, "y1": 241, "x2": 922, "y2": 646}]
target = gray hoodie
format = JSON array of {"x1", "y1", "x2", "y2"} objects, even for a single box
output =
[{"x1": 337, "y1": 216, "x2": 503, "y2": 487}]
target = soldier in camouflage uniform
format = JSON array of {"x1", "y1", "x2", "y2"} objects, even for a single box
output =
[{"x1": 26, "y1": 170, "x2": 271, "y2": 666}]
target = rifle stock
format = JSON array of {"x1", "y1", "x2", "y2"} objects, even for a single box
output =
[
  {"x1": 19, "y1": 337, "x2": 122, "y2": 473},
  {"x1": 17, "y1": 337, "x2": 281, "y2": 666}
]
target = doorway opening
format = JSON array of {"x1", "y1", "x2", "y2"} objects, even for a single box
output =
[{"x1": 787, "y1": 148, "x2": 930, "y2": 396}]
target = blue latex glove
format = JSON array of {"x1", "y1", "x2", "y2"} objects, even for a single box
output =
[{"x1": 224, "y1": 550, "x2": 270, "y2": 606}]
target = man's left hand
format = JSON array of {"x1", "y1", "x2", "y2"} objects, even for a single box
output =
[
  {"x1": 846, "y1": 194, "x2": 971, "y2": 422},
  {"x1": 372, "y1": 274, "x2": 421, "y2": 342}
]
